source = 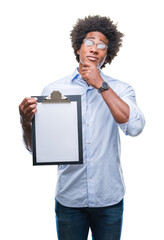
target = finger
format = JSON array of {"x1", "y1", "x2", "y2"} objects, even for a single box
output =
[
  {"x1": 81, "y1": 70, "x2": 92, "y2": 79},
  {"x1": 82, "y1": 69, "x2": 89, "y2": 75},
  {"x1": 82, "y1": 64, "x2": 96, "y2": 73},
  {"x1": 83, "y1": 63, "x2": 92, "y2": 70},
  {"x1": 27, "y1": 108, "x2": 37, "y2": 121},
  {"x1": 21, "y1": 108, "x2": 37, "y2": 124},
  {"x1": 82, "y1": 77, "x2": 90, "y2": 86},
  {"x1": 24, "y1": 103, "x2": 37, "y2": 115},
  {"x1": 19, "y1": 99, "x2": 37, "y2": 123},
  {"x1": 20, "y1": 97, "x2": 37, "y2": 106},
  {"x1": 19, "y1": 98, "x2": 37, "y2": 113},
  {"x1": 82, "y1": 65, "x2": 91, "y2": 71},
  {"x1": 83, "y1": 59, "x2": 93, "y2": 67},
  {"x1": 19, "y1": 98, "x2": 37, "y2": 111}
]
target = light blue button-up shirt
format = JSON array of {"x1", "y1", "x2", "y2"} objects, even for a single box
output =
[{"x1": 42, "y1": 68, "x2": 145, "y2": 207}]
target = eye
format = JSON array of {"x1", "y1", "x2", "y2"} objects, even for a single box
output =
[
  {"x1": 97, "y1": 44, "x2": 106, "y2": 49},
  {"x1": 85, "y1": 39, "x2": 94, "y2": 46}
]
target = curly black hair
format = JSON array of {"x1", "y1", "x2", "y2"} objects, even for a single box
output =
[{"x1": 70, "y1": 15, "x2": 124, "y2": 68}]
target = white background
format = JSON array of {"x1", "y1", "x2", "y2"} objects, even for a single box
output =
[{"x1": 1, "y1": 0, "x2": 164, "y2": 239}]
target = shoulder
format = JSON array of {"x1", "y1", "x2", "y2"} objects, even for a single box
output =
[
  {"x1": 41, "y1": 73, "x2": 74, "y2": 96},
  {"x1": 101, "y1": 72, "x2": 134, "y2": 97}
]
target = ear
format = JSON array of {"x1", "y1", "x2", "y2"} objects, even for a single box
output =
[
  {"x1": 77, "y1": 49, "x2": 80, "y2": 55},
  {"x1": 105, "y1": 56, "x2": 109, "y2": 63}
]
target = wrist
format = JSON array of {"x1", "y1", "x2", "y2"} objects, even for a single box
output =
[
  {"x1": 22, "y1": 122, "x2": 32, "y2": 129},
  {"x1": 98, "y1": 81, "x2": 109, "y2": 93},
  {"x1": 20, "y1": 117, "x2": 32, "y2": 129},
  {"x1": 95, "y1": 77, "x2": 104, "y2": 89}
]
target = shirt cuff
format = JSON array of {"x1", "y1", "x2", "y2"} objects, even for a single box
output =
[{"x1": 118, "y1": 103, "x2": 145, "y2": 136}]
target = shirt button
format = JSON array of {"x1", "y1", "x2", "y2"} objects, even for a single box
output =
[
  {"x1": 87, "y1": 123, "x2": 90, "y2": 126},
  {"x1": 87, "y1": 141, "x2": 91, "y2": 144}
]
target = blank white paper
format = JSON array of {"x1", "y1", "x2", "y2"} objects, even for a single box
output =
[{"x1": 35, "y1": 102, "x2": 79, "y2": 163}]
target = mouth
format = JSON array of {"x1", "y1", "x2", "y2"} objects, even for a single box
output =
[{"x1": 87, "y1": 56, "x2": 99, "y2": 62}]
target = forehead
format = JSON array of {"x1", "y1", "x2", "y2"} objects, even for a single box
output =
[{"x1": 85, "y1": 31, "x2": 108, "y2": 44}]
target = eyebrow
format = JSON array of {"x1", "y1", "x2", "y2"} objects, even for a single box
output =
[{"x1": 86, "y1": 37, "x2": 108, "y2": 46}]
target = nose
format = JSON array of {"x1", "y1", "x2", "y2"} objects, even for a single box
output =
[{"x1": 90, "y1": 44, "x2": 98, "y2": 53}]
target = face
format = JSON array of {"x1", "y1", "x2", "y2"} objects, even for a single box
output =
[{"x1": 77, "y1": 31, "x2": 108, "y2": 73}]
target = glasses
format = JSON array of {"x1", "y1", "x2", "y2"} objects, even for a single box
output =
[{"x1": 83, "y1": 39, "x2": 108, "y2": 51}]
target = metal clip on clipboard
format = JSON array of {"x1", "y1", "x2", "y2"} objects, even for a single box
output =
[{"x1": 42, "y1": 91, "x2": 70, "y2": 103}]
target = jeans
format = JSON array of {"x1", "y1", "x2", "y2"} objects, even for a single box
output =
[{"x1": 55, "y1": 199, "x2": 124, "y2": 240}]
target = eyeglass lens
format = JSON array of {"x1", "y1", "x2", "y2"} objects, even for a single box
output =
[{"x1": 84, "y1": 39, "x2": 107, "y2": 50}]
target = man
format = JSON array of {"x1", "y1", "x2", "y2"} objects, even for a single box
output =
[{"x1": 19, "y1": 15, "x2": 145, "y2": 240}]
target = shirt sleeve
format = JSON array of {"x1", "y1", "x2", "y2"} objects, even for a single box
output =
[{"x1": 118, "y1": 84, "x2": 145, "y2": 136}]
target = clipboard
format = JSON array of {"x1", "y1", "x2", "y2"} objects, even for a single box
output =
[{"x1": 32, "y1": 91, "x2": 83, "y2": 165}]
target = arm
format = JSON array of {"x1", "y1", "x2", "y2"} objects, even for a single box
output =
[
  {"x1": 19, "y1": 98, "x2": 37, "y2": 151},
  {"x1": 81, "y1": 60, "x2": 130, "y2": 124},
  {"x1": 81, "y1": 60, "x2": 145, "y2": 136},
  {"x1": 100, "y1": 86, "x2": 130, "y2": 124}
]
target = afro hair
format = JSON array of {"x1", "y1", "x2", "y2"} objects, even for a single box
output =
[{"x1": 70, "y1": 15, "x2": 124, "y2": 68}]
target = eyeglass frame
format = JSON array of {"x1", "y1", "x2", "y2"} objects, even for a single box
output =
[{"x1": 83, "y1": 38, "x2": 108, "y2": 51}]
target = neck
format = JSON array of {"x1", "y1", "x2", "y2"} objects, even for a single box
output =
[{"x1": 78, "y1": 62, "x2": 83, "y2": 75}]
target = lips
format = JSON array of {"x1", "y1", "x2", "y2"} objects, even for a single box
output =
[{"x1": 87, "y1": 56, "x2": 99, "y2": 61}]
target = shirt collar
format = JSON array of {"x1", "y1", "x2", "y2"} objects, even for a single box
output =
[
  {"x1": 71, "y1": 68, "x2": 93, "y2": 89},
  {"x1": 71, "y1": 68, "x2": 80, "y2": 82}
]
